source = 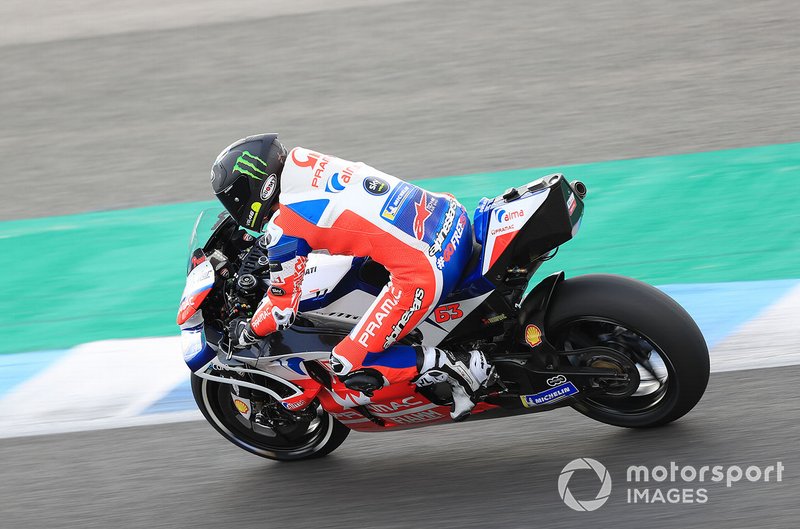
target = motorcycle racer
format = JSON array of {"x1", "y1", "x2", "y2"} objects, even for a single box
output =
[{"x1": 211, "y1": 133, "x2": 492, "y2": 419}]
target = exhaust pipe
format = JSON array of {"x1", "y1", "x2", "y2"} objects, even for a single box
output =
[{"x1": 571, "y1": 180, "x2": 587, "y2": 199}]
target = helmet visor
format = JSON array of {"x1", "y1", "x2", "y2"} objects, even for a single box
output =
[{"x1": 215, "y1": 175, "x2": 257, "y2": 229}]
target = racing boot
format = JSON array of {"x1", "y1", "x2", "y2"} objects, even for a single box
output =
[{"x1": 414, "y1": 346, "x2": 493, "y2": 421}]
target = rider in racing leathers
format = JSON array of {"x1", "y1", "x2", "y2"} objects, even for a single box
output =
[{"x1": 212, "y1": 133, "x2": 492, "y2": 419}]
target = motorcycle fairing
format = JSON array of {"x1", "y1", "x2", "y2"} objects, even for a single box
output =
[
  {"x1": 214, "y1": 343, "x2": 576, "y2": 433},
  {"x1": 181, "y1": 319, "x2": 215, "y2": 372},
  {"x1": 479, "y1": 188, "x2": 551, "y2": 275},
  {"x1": 297, "y1": 255, "x2": 385, "y2": 315},
  {"x1": 232, "y1": 349, "x2": 503, "y2": 432},
  {"x1": 177, "y1": 259, "x2": 215, "y2": 325},
  {"x1": 210, "y1": 322, "x2": 585, "y2": 432}
]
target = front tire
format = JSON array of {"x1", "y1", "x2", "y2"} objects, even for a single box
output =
[
  {"x1": 545, "y1": 274, "x2": 710, "y2": 428},
  {"x1": 191, "y1": 374, "x2": 350, "y2": 461}
]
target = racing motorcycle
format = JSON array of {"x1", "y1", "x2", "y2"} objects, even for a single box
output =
[{"x1": 177, "y1": 174, "x2": 709, "y2": 461}]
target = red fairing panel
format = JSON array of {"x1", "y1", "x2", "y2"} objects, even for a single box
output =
[{"x1": 177, "y1": 260, "x2": 215, "y2": 325}]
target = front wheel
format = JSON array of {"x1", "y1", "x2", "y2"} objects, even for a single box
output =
[
  {"x1": 545, "y1": 274, "x2": 710, "y2": 428},
  {"x1": 191, "y1": 374, "x2": 350, "y2": 461}
]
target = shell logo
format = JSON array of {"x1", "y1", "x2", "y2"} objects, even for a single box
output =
[
  {"x1": 525, "y1": 324, "x2": 542, "y2": 348},
  {"x1": 233, "y1": 399, "x2": 250, "y2": 414}
]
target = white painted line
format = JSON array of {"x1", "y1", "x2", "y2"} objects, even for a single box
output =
[
  {"x1": 0, "y1": 410, "x2": 202, "y2": 439},
  {"x1": 0, "y1": 337, "x2": 188, "y2": 435},
  {"x1": 709, "y1": 282, "x2": 800, "y2": 372},
  {"x1": 2, "y1": 280, "x2": 800, "y2": 439}
]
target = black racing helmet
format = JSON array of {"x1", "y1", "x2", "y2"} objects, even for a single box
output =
[{"x1": 211, "y1": 133, "x2": 287, "y2": 231}]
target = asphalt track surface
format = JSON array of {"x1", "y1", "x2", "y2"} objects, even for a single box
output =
[
  {"x1": 2, "y1": 0, "x2": 800, "y2": 220},
  {"x1": 2, "y1": 368, "x2": 798, "y2": 528},
  {"x1": 2, "y1": 1, "x2": 800, "y2": 528}
]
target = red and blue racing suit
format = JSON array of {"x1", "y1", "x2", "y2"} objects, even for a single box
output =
[{"x1": 249, "y1": 147, "x2": 473, "y2": 386}]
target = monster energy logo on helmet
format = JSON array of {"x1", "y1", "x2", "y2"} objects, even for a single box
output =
[{"x1": 233, "y1": 151, "x2": 269, "y2": 181}]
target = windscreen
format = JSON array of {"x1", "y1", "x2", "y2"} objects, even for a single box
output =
[{"x1": 187, "y1": 208, "x2": 229, "y2": 273}]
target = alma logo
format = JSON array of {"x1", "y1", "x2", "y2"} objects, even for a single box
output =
[
  {"x1": 325, "y1": 172, "x2": 347, "y2": 193},
  {"x1": 495, "y1": 208, "x2": 525, "y2": 223}
]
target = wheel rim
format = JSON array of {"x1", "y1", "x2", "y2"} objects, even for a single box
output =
[
  {"x1": 549, "y1": 317, "x2": 676, "y2": 416},
  {"x1": 201, "y1": 378, "x2": 335, "y2": 458}
]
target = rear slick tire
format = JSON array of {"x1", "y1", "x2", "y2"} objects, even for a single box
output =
[{"x1": 545, "y1": 274, "x2": 710, "y2": 428}]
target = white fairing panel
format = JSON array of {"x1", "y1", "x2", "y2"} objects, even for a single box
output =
[
  {"x1": 482, "y1": 189, "x2": 550, "y2": 275},
  {"x1": 180, "y1": 311, "x2": 206, "y2": 364},
  {"x1": 293, "y1": 234, "x2": 506, "y2": 347},
  {"x1": 416, "y1": 292, "x2": 492, "y2": 346},
  {"x1": 176, "y1": 260, "x2": 215, "y2": 323},
  {"x1": 296, "y1": 252, "x2": 495, "y2": 346},
  {"x1": 300, "y1": 253, "x2": 354, "y2": 301},
  {"x1": 180, "y1": 327, "x2": 204, "y2": 363},
  {"x1": 303, "y1": 290, "x2": 378, "y2": 326}
]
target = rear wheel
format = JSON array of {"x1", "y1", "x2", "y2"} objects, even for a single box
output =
[
  {"x1": 545, "y1": 274, "x2": 709, "y2": 428},
  {"x1": 191, "y1": 374, "x2": 350, "y2": 461}
]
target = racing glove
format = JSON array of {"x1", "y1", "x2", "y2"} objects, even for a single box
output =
[{"x1": 229, "y1": 318, "x2": 260, "y2": 349}]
